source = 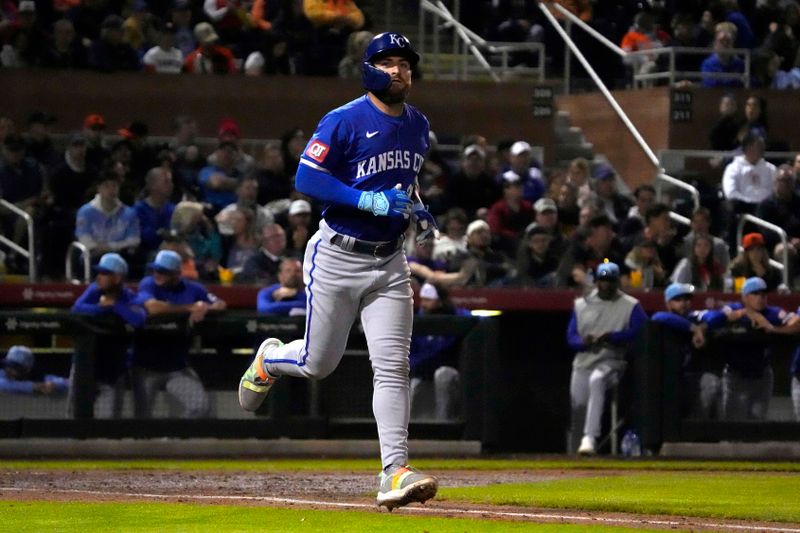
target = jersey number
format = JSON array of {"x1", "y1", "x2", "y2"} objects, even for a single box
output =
[{"x1": 306, "y1": 141, "x2": 330, "y2": 163}]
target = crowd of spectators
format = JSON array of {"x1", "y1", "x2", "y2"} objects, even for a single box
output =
[{"x1": 1, "y1": 101, "x2": 799, "y2": 294}]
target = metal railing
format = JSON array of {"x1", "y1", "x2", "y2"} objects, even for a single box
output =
[
  {"x1": 628, "y1": 47, "x2": 751, "y2": 88},
  {"x1": 655, "y1": 172, "x2": 700, "y2": 227},
  {"x1": 419, "y1": 0, "x2": 544, "y2": 82},
  {"x1": 658, "y1": 149, "x2": 796, "y2": 175},
  {"x1": 65, "y1": 241, "x2": 91, "y2": 284},
  {"x1": 548, "y1": 2, "x2": 751, "y2": 92},
  {"x1": 736, "y1": 214, "x2": 790, "y2": 288},
  {"x1": 0, "y1": 199, "x2": 36, "y2": 282}
]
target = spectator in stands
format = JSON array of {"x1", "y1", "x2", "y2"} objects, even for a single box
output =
[
  {"x1": 620, "y1": 11, "x2": 667, "y2": 78},
  {"x1": 171, "y1": 201, "x2": 222, "y2": 281},
  {"x1": 117, "y1": 120, "x2": 159, "y2": 196},
  {"x1": 718, "y1": 0, "x2": 756, "y2": 49},
  {"x1": 555, "y1": 180, "x2": 580, "y2": 236},
  {"x1": 680, "y1": 207, "x2": 731, "y2": 272},
  {"x1": 41, "y1": 18, "x2": 87, "y2": 69},
  {"x1": 447, "y1": 144, "x2": 501, "y2": 220},
  {"x1": 216, "y1": 176, "x2": 273, "y2": 236},
  {"x1": 589, "y1": 164, "x2": 632, "y2": 228},
  {"x1": 671, "y1": 233, "x2": 725, "y2": 291},
  {"x1": 280, "y1": 126, "x2": 307, "y2": 178},
  {"x1": 75, "y1": 172, "x2": 141, "y2": 262},
  {"x1": 640, "y1": 203, "x2": 681, "y2": 275},
  {"x1": 302, "y1": 0, "x2": 364, "y2": 75},
  {"x1": 665, "y1": 13, "x2": 703, "y2": 76},
  {"x1": 213, "y1": 118, "x2": 257, "y2": 176},
  {"x1": 704, "y1": 277, "x2": 795, "y2": 420},
  {"x1": 737, "y1": 95, "x2": 768, "y2": 143},
  {"x1": 533, "y1": 197, "x2": 567, "y2": 255},
  {"x1": 221, "y1": 206, "x2": 259, "y2": 272},
  {"x1": 515, "y1": 223, "x2": 558, "y2": 288},
  {"x1": 0, "y1": 346, "x2": 68, "y2": 397},
  {"x1": 487, "y1": 172, "x2": 534, "y2": 256},
  {"x1": 651, "y1": 283, "x2": 722, "y2": 419},
  {"x1": 132, "y1": 250, "x2": 226, "y2": 418},
  {"x1": 71, "y1": 253, "x2": 146, "y2": 418},
  {"x1": 198, "y1": 141, "x2": 242, "y2": 214},
  {"x1": 556, "y1": 214, "x2": 627, "y2": 289},
  {"x1": 0, "y1": 0, "x2": 47, "y2": 67},
  {"x1": 449, "y1": 219, "x2": 513, "y2": 287},
  {"x1": 134, "y1": 167, "x2": 177, "y2": 261},
  {"x1": 42, "y1": 132, "x2": 96, "y2": 279},
  {"x1": 433, "y1": 207, "x2": 468, "y2": 263},
  {"x1": 82, "y1": 113, "x2": 109, "y2": 175},
  {"x1": 566, "y1": 157, "x2": 592, "y2": 208},
  {"x1": 625, "y1": 236, "x2": 667, "y2": 290},
  {"x1": 567, "y1": 261, "x2": 647, "y2": 455},
  {"x1": 170, "y1": 0, "x2": 197, "y2": 57},
  {"x1": 408, "y1": 237, "x2": 477, "y2": 288},
  {"x1": 184, "y1": 22, "x2": 236, "y2": 74},
  {"x1": 0, "y1": 133, "x2": 44, "y2": 246},
  {"x1": 730, "y1": 232, "x2": 784, "y2": 292},
  {"x1": 722, "y1": 133, "x2": 776, "y2": 248},
  {"x1": 409, "y1": 283, "x2": 466, "y2": 421},
  {"x1": 500, "y1": 141, "x2": 545, "y2": 204},
  {"x1": 619, "y1": 184, "x2": 656, "y2": 244},
  {"x1": 88, "y1": 14, "x2": 140, "y2": 72},
  {"x1": 284, "y1": 198, "x2": 314, "y2": 256},
  {"x1": 253, "y1": 141, "x2": 290, "y2": 205},
  {"x1": 756, "y1": 165, "x2": 800, "y2": 288},
  {"x1": 701, "y1": 28, "x2": 745, "y2": 87},
  {"x1": 709, "y1": 93, "x2": 742, "y2": 150},
  {"x1": 68, "y1": 0, "x2": 115, "y2": 42},
  {"x1": 24, "y1": 111, "x2": 60, "y2": 173},
  {"x1": 256, "y1": 257, "x2": 306, "y2": 314},
  {"x1": 204, "y1": 0, "x2": 250, "y2": 45},
  {"x1": 143, "y1": 22, "x2": 184, "y2": 74},
  {"x1": 241, "y1": 222, "x2": 287, "y2": 284},
  {"x1": 338, "y1": 29, "x2": 372, "y2": 79},
  {"x1": 251, "y1": 0, "x2": 284, "y2": 35}
]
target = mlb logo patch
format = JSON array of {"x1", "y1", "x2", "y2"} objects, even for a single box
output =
[{"x1": 305, "y1": 140, "x2": 330, "y2": 163}]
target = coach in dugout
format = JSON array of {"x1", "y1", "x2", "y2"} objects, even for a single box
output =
[
  {"x1": 566, "y1": 261, "x2": 647, "y2": 455},
  {"x1": 131, "y1": 250, "x2": 226, "y2": 418}
]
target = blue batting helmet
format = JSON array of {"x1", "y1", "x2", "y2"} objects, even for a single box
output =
[{"x1": 362, "y1": 32, "x2": 420, "y2": 93}]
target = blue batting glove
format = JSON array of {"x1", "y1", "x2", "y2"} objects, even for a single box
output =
[
  {"x1": 358, "y1": 189, "x2": 413, "y2": 218},
  {"x1": 413, "y1": 204, "x2": 440, "y2": 242}
]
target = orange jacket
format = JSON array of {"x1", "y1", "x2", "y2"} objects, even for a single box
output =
[{"x1": 303, "y1": 0, "x2": 364, "y2": 30}]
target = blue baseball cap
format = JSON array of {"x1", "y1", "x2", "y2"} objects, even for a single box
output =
[
  {"x1": 742, "y1": 277, "x2": 768, "y2": 295},
  {"x1": 3, "y1": 346, "x2": 34, "y2": 372},
  {"x1": 596, "y1": 261, "x2": 620, "y2": 280},
  {"x1": 665, "y1": 282, "x2": 695, "y2": 302},
  {"x1": 148, "y1": 250, "x2": 182, "y2": 273},
  {"x1": 93, "y1": 252, "x2": 128, "y2": 276}
]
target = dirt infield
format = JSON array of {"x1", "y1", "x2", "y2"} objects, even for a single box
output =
[{"x1": 2, "y1": 468, "x2": 799, "y2": 532}]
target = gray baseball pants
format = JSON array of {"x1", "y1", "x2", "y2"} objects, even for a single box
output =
[
  {"x1": 131, "y1": 366, "x2": 210, "y2": 418},
  {"x1": 721, "y1": 366, "x2": 773, "y2": 420},
  {"x1": 264, "y1": 220, "x2": 413, "y2": 470},
  {"x1": 791, "y1": 376, "x2": 800, "y2": 421},
  {"x1": 570, "y1": 362, "x2": 623, "y2": 441}
]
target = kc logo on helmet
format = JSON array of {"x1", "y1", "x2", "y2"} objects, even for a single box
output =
[
  {"x1": 389, "y1": 34, "x2": 406, "y2": 47},
  {"x1": 305, "y1": 140, "x2": 330, "y2": 163}
]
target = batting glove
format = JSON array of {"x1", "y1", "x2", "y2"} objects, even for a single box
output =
[
  {"x1": 358, "y1": 189, "x2": 413, "y2": 218},
  {"x1": 413, "y1": 203, "x2": 440, "y2": 242}
]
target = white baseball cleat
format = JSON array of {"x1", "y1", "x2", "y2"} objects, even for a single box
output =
[{"x1": 578, "y1": 435, "x2": 596, "y2": 455}]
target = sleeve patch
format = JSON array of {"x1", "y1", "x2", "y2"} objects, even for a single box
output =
[{"x1": 305, "y1": 140, "x2": 330, "y2": 163}]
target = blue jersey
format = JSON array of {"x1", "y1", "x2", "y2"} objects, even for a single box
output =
[
  {"x1": 257, "y1": 283, "x2": 307, "y2": 315},
  {"x1": 299, "y1": 94, "x2": 430, "y2": 241}
]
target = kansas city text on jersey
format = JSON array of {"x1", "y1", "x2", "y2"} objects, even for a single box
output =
[{"x1": 356, "y1": 150, "x2": 425, "y2": 180}]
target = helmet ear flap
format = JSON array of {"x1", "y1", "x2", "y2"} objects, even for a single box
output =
[{"x1": 362, "y1": 61, "x2": 392, "y2": 93}]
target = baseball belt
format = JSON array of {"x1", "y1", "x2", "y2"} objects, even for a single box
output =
[{"x1": 330, "y1": 234, "x2": 403, "y2": 258}]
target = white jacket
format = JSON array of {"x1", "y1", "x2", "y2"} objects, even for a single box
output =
[{"x1": 722, "y1": 155, "x2": 775, "y2": 204}]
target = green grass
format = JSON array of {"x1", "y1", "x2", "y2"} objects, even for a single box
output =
[
  {"x1": 0, "y1": 500, "x2": 659, "y2": 532},
  {"x1": 440, "y1": 472, "x2": 800, "y2": 523},
  {"x1": 3, "y1": 457, "x2": 800, "y2": 473}
]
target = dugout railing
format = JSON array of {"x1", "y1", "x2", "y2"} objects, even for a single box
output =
[{"x1": 0, "y1": 310, "x2": 499, "y2": 445}]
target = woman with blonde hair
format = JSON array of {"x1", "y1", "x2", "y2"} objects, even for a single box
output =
[{"x1": 170, "y1": 201, "x2": 222, "y2": 280}]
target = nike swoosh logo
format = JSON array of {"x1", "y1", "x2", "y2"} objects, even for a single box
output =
[{"x1": 366, "y1": 131, "x2": 379, "y2": 138}]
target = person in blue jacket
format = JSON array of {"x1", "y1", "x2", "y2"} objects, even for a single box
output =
[
  {"x1": 71, "y1": 252, "x2": 146, "y2": 418},
  {"x1": 651, "y1": 283, "x2": 722, "y2": 419},
  {"x1": 256, "y1": 258, "x2": 306, "y2": 315},
  {"x1": 701, "y1": 277, "x2": 796, "y2": 420},
  {"x1": 0, "y1": 346, "x2": 68, "y2": 397}
]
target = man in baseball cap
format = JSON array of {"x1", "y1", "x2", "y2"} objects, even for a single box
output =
[
  {"x1": 131, "y1": 249, "x2": 226, "y2": 418},
  {"x1": 1, "y1": 346, "x2": 69, "y2": 396},
  {"x1": 567, "y1": 259, "x2": 647, "y2": 455}
]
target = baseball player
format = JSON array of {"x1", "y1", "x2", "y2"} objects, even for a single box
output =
[
  {"x1": 566, "y1": 261, "x2": 648, "y2": 455},
  {"x1": 238, "y1": 32, "x2": 439, "y2": 510},
  {"x1": 651, "y1": 283, "x2": 722, "y2": 419},
  {"x1": 702, "y1": 277, "x2": 796, "y2": 420}
]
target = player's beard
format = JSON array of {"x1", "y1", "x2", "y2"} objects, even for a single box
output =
[{"x1": 375, "y1": 80, "x2": 410, "y2": 105}]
